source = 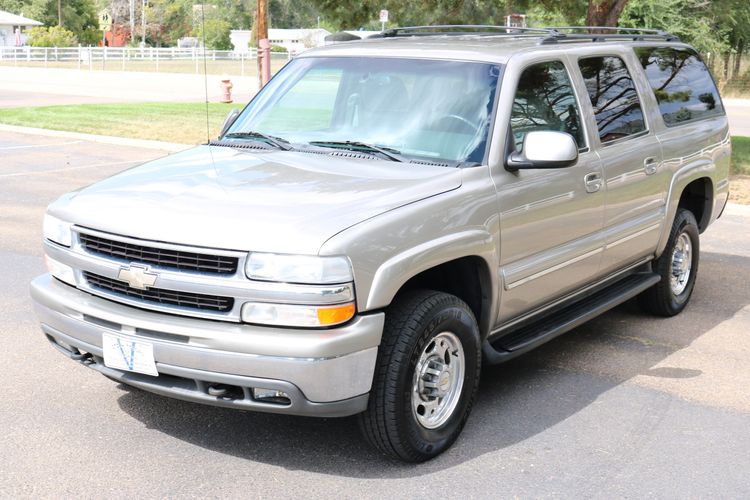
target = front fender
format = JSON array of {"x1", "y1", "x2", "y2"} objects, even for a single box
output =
[{"x1": 365, "y1": 230, "x2": 497, "y2": 311}]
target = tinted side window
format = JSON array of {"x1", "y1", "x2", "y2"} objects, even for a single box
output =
[
  {"x1": 635, "y1": 47, "x2": 724, "y2": 126},
  {"x1": 510, "y1": 61, "x2": 585, "y2": 151},
  {"x1": 578, "y1": 56, "x2": 646, "y2": 143}
]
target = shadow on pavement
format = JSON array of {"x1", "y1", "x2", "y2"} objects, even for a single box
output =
[{"x1": 116, "y1": 251, "x2": 750, "y2": 476}]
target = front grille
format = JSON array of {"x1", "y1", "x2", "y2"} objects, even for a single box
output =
[
  {"x1": 84, "y1": 272, "x2": 234, "y2": 313},
  {"x1": 79, "y1": 233, "x2": 238, "y2": 275}
]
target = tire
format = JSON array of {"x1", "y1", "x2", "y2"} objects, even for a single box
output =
[
  {"x1": 638, "y1": 208, "x2": 700, "y2": 316},
  {"x1": 358, "y1": 290, "x2": 481, "y2": 462}
]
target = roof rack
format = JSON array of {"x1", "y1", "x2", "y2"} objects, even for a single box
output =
[
  {"x1": 371, "y1": 25, "x2": 680, "y2": 44},
  {"x1": 540, "y1": 26, "x2": 680, "y2": 44},
  {"x1": 373, "y1": 25, "x2": 559, "y2": 38}
]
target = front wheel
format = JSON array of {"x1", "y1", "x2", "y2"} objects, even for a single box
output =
[
  {"x1": 358, "y1": 290, "x2": 481, "y2": 462},
  {"x1": 638, "y1": 208, "x2": 700, "y2": 316}
]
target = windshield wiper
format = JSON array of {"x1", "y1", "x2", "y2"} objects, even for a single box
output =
[
  {"x1": 222, "y1": 131, "x2": 293, "y2": 151},
  {"x1": 308, "y1": 141, "x2": 406, "y2": 162}
]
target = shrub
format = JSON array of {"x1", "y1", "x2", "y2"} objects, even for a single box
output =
[{"x1": 27, "y1": 26, "x2": 78, "y2": 47}]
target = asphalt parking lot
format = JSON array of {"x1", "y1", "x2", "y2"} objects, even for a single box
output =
[{"x1": 1, "y1": 130, "x2": 749, "y2": 498}]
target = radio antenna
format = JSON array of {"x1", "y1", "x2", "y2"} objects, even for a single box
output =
[{"x1": 200, "y1": 4, "x2": 210, "y2": 144}]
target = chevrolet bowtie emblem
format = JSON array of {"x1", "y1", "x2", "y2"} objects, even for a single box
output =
[{"x1": 117, "y1": 264, "x2": 158, "y2": 290}]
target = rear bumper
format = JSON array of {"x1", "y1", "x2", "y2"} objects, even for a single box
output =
[{"x1": 30, "y1": 274, "x2": 384, "y2": 417}]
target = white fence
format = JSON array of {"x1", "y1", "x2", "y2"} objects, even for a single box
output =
[{"x1": 0, "y1": 46, "x2": 291, "y2": 75}]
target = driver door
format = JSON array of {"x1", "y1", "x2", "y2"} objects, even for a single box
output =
[{"x1": 492, "y1": 58, "x2": 606, "y2": 325}]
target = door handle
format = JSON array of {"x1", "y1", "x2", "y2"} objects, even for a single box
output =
[
  {"x1": 644, "y1": 157, "x2": 658, "y2": 175},
  {"x1": 584, "y1": 172, "x2": 602, "y2": 193}
]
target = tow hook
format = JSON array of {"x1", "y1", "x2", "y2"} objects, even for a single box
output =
[
  {"x1": 70, "y1": 350, "x2": 93, "y2": 364},
  {"x1": 207, "y1": 384, "x2": 228, "y2": 397}
]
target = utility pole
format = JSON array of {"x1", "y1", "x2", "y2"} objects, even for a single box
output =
[
  {"x1": 129, "y1": 0, "x2": 135, "y2": 45},
  {"x1": 57, "y1": 0, "x2": 62, "y2": 26},
  {"x1": 141, "y1": 0, "x2": 146, "y2": 47},
  {"x1": 256, "y1": 0, "x2": 270, "y2": 87}
]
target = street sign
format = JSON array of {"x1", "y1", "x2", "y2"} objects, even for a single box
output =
[
  {"x1": 99, "y1": 10, "x2": 112, "y2": 31},
  {"x1": 379, "y1": 9, "x2": 389, "y2": 23}
]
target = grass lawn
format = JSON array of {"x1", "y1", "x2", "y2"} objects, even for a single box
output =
[
  {"x1": 731, "y1": 136, "x2": 750, "y2": 175},
  {"x1": 730, "y1": 136, "x2": 750, "y2": 204},
  {"x1": 0, "y1": 102, "x2": 239, "y2": 144}
]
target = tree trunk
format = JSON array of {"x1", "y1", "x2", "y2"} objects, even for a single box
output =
[
  {"x1": 723, "y1": 51, "x2": 731, "y2": 81},
  {"x1": 586, "y1": 0, "x2": 630, "y2": 27},
  {"x1": 57, "y1": 0, "x2": 62, "y2": 26},
  {"x1": 734, "y1": 40, "x2": 744, "y2": 79}
]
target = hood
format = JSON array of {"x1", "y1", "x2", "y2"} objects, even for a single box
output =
[{"x1": 50, "y1": 145, "x2": 462, "y2": 254}]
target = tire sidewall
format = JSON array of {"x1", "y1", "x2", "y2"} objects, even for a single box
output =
[
  {"x1": 397, "y1": 300, "x2": 481, "y2": 457},
  {"x1": 664, "y1": 211, "x2": 700, "y2": 312}
]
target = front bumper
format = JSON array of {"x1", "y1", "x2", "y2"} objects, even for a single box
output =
[{"x1": 30, "y1": 274, "x2": 384, "y2": 417}]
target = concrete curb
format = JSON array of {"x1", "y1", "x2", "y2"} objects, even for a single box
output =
[
  {"x1": 0, "y1": 123, "x2": 193, "y2": 152},
  {"x1": 725, "y1": 202, "x2": 750, "y2": 215}
]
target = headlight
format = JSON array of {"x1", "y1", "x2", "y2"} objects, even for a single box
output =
[
  {"x1": 44, "y1": 255, "x2": 76, "y2": 286},
  {"x1": 246, "y1": 253, "x2": 352, "y2": 284},
  {"x1": 43, "y1": 214, "x2": 72, "y2": 247},
  {"x1": 241, "y1": 302, "x2": 356, "y2": 327}
]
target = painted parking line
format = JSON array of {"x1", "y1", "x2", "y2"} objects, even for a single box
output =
[
  {"x1": 0, "y1": 140, "x2": 83, "y2": 150},
  {"x1": 0, "y1": 159, "x2": 142, "y2": 178}
]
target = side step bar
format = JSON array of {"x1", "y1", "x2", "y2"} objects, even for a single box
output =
[{"x1": 483, "y1": 272, "x2": 661, "y2": 365}]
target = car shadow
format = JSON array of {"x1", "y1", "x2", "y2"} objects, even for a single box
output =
[{"x1": 116, "y1": 251, "x2": 750, "y2": 477}]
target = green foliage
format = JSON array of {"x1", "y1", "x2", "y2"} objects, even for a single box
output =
[
  {"x1": 144, "y1": 0, "x2": 193, "y2": 46},
  {"x1": 310, "y1": 0, "x2": 511, "y2": 30},
  {"x1": 732, "y1": 137, "x2": 750, "y2": 176},
  {"x1": 269, "y1": 0, "x2": 322, "y2": 29},
  {"x1": 194, "y1": 17, "x2": 232, "y2": 50},
  {"x1": 26, "y1": 25, "x2": 78, "y2": 46},
  {"x1": 2, "y1": 0, "x2": 99, "y2": 43},
  {"x1": 620, "y1": 0, "x2": 727, "y2": 55}
]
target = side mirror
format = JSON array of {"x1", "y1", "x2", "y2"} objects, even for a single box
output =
[
  {"x1": 505, "y1": 130, "x2": 578, "y2": 170},
  {"x1": 219, "y1": 108, "x2": 241, "y2": 139}
]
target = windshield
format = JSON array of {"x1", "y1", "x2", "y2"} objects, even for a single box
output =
[{"x1": 228, "y1": 57, "x2": 502, "y2": 164}]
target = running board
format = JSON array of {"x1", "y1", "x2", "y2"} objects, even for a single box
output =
[{"x1": 483, "y1": 272, "x2": 661, "y2": 365}]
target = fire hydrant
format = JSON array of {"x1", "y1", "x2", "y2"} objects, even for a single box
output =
[{"x1": 220, "y1": 76, "x2": 233, "y2": 103}]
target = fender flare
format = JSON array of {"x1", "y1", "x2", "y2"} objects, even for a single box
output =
[
  {"x1": 364, "y1": 229, "x2": 498, "y2": 316},
  {"x1": 655, "y1": 161, "x2": 714, "y2": 257}
]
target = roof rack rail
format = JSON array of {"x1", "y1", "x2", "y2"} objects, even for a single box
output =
[
  {"x1": 540, "y1": 26, "x2": 680, "y2": 44},
  {"x1": 369, "y1": 24, "x2": 680, "y2": 44},
  {"x1": 372, "y1": 25, "x2": 559, "y2": 39}
]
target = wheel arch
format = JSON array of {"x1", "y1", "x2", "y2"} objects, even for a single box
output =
[
  {"x1": 656, "y1": 170, "x2": 714, "y2": 257},
  {"x1": 364, "y1": 230, "x2": 498, "y2": 340}
]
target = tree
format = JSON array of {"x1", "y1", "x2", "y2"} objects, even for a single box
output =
[
  {"x1": 1, "y1": 0, "x2": 99, "y2": 44},
  {"x1": 586, "y1": 0, "x2": 629, "y2": 26},
  {"x1": 195, "y1": 17, "x2": 232, "y2": 49}
]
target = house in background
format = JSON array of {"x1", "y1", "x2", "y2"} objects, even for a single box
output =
[
  {"x1": 267, "y1": 28, "x2": 330, "y2": 54},
  {"x1": 0, "y1": 10, "x2": 42, "y2": 47}
]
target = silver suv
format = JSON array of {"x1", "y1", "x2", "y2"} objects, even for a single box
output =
[{"x1": 31, "y1": 26, "x2": 731, "y2": 462}]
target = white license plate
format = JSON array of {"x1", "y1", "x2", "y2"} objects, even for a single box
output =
[{"x1": 102, "y1": 333, "x2": 158, "y2": 376}]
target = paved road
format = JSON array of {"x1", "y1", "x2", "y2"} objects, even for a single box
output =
[
  {"x1": 0, "y1": 66, "x2": 259, "y2": 105},
  {"x1": 725, "y1": 99, "x2": 750, "y2": 137},
  {"x1": 1, "y1": 131, "x2": 749, "y2": 498}
]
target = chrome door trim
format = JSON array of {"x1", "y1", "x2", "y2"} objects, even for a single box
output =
[
  {"x1": 492, "y1": 257, "x2": 652, "y2": 337},
  {"x1": 503, "y1": 247, "x2": 604, "y2": 290}
]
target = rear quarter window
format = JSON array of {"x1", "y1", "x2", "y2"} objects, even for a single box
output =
[{"x1": 634, "y1": 47, "x2": 724, "y2": 126}]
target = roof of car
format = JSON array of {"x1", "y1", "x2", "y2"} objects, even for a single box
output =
[{"x1": 300, "y1": 27, "x2": 689, "y2": 64}]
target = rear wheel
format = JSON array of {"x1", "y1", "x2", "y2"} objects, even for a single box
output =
[
  {"x1": 639, "y1": 208, "x2": 700, "y2": 316},
  {"x1": 358, "y1": 290, "x2": 481, "y2": 462}
]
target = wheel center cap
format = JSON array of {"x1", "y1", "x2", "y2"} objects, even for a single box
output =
[{"x1": 438, "y1": 371, "x2": 451, "y2": 392}]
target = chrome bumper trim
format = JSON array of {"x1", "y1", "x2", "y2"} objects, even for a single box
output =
[{"x1": 31, "y1": 274, "x2": 383, "y2": 404}]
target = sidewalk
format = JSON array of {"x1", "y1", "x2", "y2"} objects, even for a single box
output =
[{"x1": 0, "y1": 66, "x2": 259, "y2": 105}]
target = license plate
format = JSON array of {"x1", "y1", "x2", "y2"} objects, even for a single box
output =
[{"x1": 102, "y1": 333, "x2": 158, "y2": 376}]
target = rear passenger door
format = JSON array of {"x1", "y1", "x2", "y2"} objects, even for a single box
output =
[{"x1": 573, "y1": 52, "x2": 667, "y2": 275}]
